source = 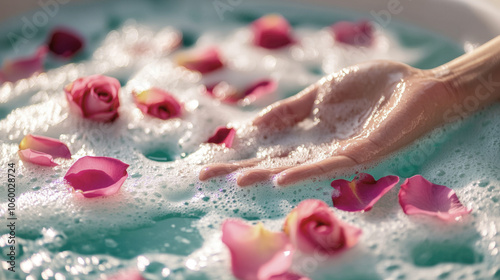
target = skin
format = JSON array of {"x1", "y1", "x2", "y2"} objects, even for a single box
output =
[{"x1": 199, "y1": 36, "x2": 500, "y2": 186}]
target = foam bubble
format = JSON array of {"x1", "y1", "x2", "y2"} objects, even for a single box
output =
[{"x1": 0, "y1": 5, "x2": 498, "y2": 280}]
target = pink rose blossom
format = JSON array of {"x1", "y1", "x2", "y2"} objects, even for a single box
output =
[
  {"x1": 64, "y1": 156, "x2": 129, "y2": 198},
  {"x1": 18, "y1": 134, "x2": 71, "y2": 167},
  {"x1": 331, "y1": 20, "x2": 374, "y2": 46},
  {"x1": 176, "y1": 47, "x2": 224, "y2": 74},
  {"x1": 283, "y1": 199, "x2": 361, "y2": 255},
  {"x1": 206, "y1": 127, "x2": 236, "y2": 148},
  {"x1": 222, "y1": 219, "x2": 294, "y2": 280},
  {"x1": 47, "y1": 27, "x2": 84, "y2": 59},
  {"x1": 252, "y1": 14, "x2": 294, "y2": 49},
  {"x1": 134, "y1": 87, "x2": 182, "y2": 120},
  {"x1": 0, "y1": 46, "x2": 47, "y2": 84},
  {"x1": 398, "y1": 175, "x2": 471, "y2": 221},
  {"x1": 331, "y1": 173, "x2": 400, "y2": 212},
  {"x1": 205, "y1": 79, "x2": 277, "y2": 104},
  {"x1": 64, "y1": 75, "x2": 121, "y2": 122}
]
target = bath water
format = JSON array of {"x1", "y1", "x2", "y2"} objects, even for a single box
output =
[{"x1": 0, "y1": 0, "x2": 498, "y2": 279}]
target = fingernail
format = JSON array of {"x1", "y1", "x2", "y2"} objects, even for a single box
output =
[
  {"x1": 199, "y1": 167, "x2": 211, "y2": 181},
  {"x1": 275, "y1": 172, "x2": 287, "y2": 186},
  {"x1": 236, "y1": 173, "x2": 247, "y2": 186}
]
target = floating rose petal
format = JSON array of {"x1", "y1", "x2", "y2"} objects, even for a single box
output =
[
  {"x1": 283, "y1": 199, "x2": 361, "y2": 255},
  {"x1": 107, "y1": 269, "x2": 145, "y2": 280},
  {"x1": 0, "y1": 46, "x2": 47, "y2": 83},
  {"x1": 398, "y1": 175, "x2": 471, "y2": 221},
  {"x1": 65, "y1": 75, "x2": 121, "y2": 122},
  {"x1": 252, "y1": 14, "x2": 294, "y2": 49},
  {"x1": 222, "y1": 219, "x2": 294, "y2": 280},
  {"x1": 242, "y1": 79, "x2": 277, "y2": 100},
  {"x1": 19, "y1": 134, "x2": 72, "y2": 159},
  {"x1": 18, "y1": 134, "x2": 71, "y2": 167},
  {"x1": 206, "y1": 127, "x2": 236, "y2": 148},
  {"x1": 331, "y1": 173, "x2": 399, "y2": 212},
  {"x1": 134, "y1": 87, "x2": 182, "y2": 120},
  {"x1": 176, "y1": 47, "x2": 224, "y2": 74},
  {"x1": 205, "y1": 82, "x2": 238, "y2": 102},
  {"x1": 205, "y1": 79, "x2": 277, "y2": 104},
  {"x1": 47, "y1": 27, "x2": 84, "y2": 58},
  {"x1": 18, "y1": 149, "x2": 57, "y2": 167},
  {"x1": 331, "y1": 20, "x2": 374, "y2": 46},
  {"x1": 268, "y1": 272, "x2": 311, "y2": 280},
  {"x1": 64, "y1": 156, "x2": 129, "y2": 198}
]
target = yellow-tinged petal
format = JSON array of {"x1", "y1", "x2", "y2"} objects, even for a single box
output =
[
  {"x1": 222, "y1": 219, "x2": 294, "y2": 280},
  {"x1": 19, "y1": 134, "x2": 71, "y2": 159}
]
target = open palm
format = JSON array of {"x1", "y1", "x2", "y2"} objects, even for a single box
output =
[{"x1": 199, "y1": 60, "x2": 463, "y2": 186}]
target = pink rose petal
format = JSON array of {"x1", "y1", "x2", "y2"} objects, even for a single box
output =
[
  {"x1": 205, "y1": 81, "x2": 239, "y2": 102},
  {"x1": 107, "y1": 269, "x2": 145, "y2": 280},
  {"x1": 18, "y1": 149, "x2": 58, "y2": 167},
  {"x1": 0, "y1": 46, "x2": 47, "y2": 83},
  {"x1": 18, "y1": 134, "x2": 71, "y2": 167},
  {"x1": 268, "y1": 272, "x2": 311, "y2": 280},
  {"x1": 398, "y1": 175, "x2": 472, "y2": 221},
  {"x1": 47, "y1": 27, "x2": 84, "y2": 59},
  {"x1": 242, "y1": 79, "x2": 277, "y2": 100},
  {"x1": 64, "y1": 156, "x2": 129, "y2": 198},
  {"x1": 206, "y1": 127, "x2": 236, "y2": 148},
  {"x1": 134, "y1": 87, "x2": 182, "y2": 120},
  {"x1": 222, "y1": 219, "x2": 294, "y2": 280},
  {"x1": 331, "y1": 20, "x2": 374, "y2": 46},
  {"x1": 205, "y1": 79, "x2": 277, "y2": 104},
  {"x1": 283, "y1": 199, "x2": 361, "y2": 255},
  {"x1": 19, "y1": 134, "x2": 71, "y2": 159},
  {"x1": 331, "y1": 173, "x2": 400, "y2": 212},
  {"x1": 176, "y1": 47, "x2": 224, "y2": 74},
  {"x1": 252, "y1": 14, "x2": 294, "y2": 49}
]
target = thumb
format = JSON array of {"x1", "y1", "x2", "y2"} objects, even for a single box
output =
[{"x1": 252, "y1": 83, "x2": 318, "y2": 130}]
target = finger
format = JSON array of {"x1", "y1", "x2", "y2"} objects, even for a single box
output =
[
  {"x1": 275, "y1": 155, "x2": 357, "y2": 186},
  {"x1": 236, "y1": 166, "x2": 290, "y2": 187},
  {"x1": 252, "y1": 83, "x2": 319, "y2": 130},
  {"x1": 199, "y1": 158, "x2": 262, "y2": 181}
]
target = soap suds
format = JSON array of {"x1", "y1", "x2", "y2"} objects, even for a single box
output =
[{"x1": 0, "y1": 3, "x2": 498, "y2": 280}]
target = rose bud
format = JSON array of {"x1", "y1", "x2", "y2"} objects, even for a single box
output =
[
  {"x1": 134, "y1": 87, "x2": 182, "y2": 120},
  {"x1": 252, "y1": 14, "x2": 294, "y2": 49},
  {"x1": 331, "y1": 20, "x2": 374, "y2": 46},
  {"x1": 64, "y1": 75, "x2": 121, "y2": 122},
  {"x1": 283, "y1": 199, "x2": 361, "y2": 255}
]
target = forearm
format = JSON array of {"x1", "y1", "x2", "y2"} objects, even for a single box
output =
[{"x1": 432, "y1": 36, "x2": 500, "y2": 108}]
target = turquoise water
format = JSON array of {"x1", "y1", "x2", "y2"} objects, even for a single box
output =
[{"x1": 1, "y1": 0, "x2": 499, "y2": 280}]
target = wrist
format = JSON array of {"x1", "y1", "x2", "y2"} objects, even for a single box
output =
[{"x1": 431, "y1": 37, "x2": 500, "y2": 107}]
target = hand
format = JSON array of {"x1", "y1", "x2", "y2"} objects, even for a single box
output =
[
  {"x1": 199, "y1": 60, "x2": 456, "y2": 186},
  {"x1": 199, "y1": 32, "x2": 500, "y2": 187}
]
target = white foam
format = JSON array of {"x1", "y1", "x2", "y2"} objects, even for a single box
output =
[{"x1": 0, "y1": 20, "x2": 498, "y2": 280}]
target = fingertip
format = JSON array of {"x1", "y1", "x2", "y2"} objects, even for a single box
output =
[
  {"x1": 236, "y1": 174, "x2": 252, "y2": 187},
  {"x1": 275, "y1": 172, "x2": 292, "y2": 186},
  {"x1": 275, "y1": 166, "x2": 308, "y2": 186},
  {"x1": 252, "y1": 105, "x2": 274, "y2": 127},
  {"x1": 199, "y1": 166, "x2": 213, "y2": 181},
  {"x1": 236, "y1": 169, "x2": 270, "y2": 187},
  {"x1": 199, "y1": 164, "x2": 237, "y2": 181}
]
